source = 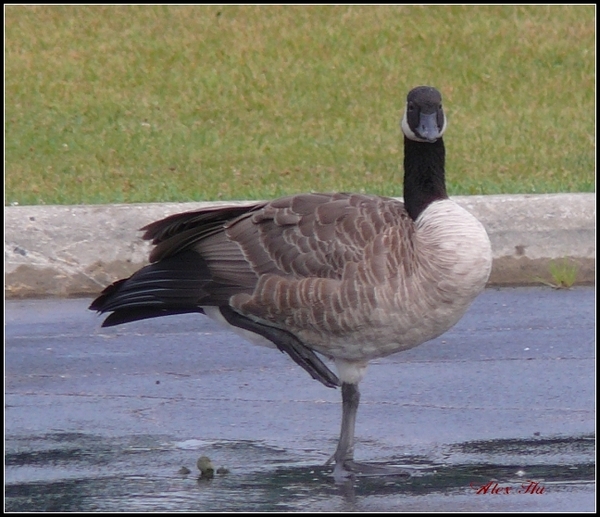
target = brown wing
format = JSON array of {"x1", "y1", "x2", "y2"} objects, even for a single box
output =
[
  {"x1": 210, "y1": 192, "x2": 407, "y2": 277},
  {"x1": 127, "y1": 193, "x2": 412, "y2": 310},
  {"x1": 204, "y1": 193, "x2": 414, "y2": 339}
]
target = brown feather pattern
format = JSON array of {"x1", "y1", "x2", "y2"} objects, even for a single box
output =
[{"x1": 175, "y1": 193, "x2": 425, "y2": 347}]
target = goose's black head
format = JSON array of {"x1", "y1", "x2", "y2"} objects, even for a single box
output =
[{"x1": 401, "y1": 86, "x2": 446, "y2": 143}]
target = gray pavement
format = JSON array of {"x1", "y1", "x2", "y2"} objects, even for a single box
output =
[
  {"x1": 5, "y1": 286, "x2": 595, "y2": 512},
  {"x1": 4, "y1": 193, "x2": 596, "y2": 298}
]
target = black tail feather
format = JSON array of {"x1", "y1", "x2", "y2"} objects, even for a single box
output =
[
  {"x1": 90, "y1": 250, "x2": 211, "y2": 326},
  {"x1": 99, "y1": 307, "x2": 205, "y2": 327}
]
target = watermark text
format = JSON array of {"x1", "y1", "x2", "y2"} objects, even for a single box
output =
[{"x1": 470, "y1": 480, "x2": 546, "y2": 495}]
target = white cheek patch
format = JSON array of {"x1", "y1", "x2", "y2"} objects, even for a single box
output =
[
  {"x1": 439, "y1": 115, "x2": 448, "y2": 137},
  {"x1": 401, "y1": 111, "x2": 419, "y2": 140}
]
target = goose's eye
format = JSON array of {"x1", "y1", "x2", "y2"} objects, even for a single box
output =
[{"x1": 407, "y1": 103, "x2": 415, "y2": 111}]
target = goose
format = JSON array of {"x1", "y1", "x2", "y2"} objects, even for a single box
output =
[{"x1": 90, "y1": 85, "x2": 492, "y2": 480}]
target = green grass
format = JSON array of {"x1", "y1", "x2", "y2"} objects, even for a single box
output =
[
  {"x1": 5, "y1": 5, "x2": 595, "y2": 205},
  {"x1": 536, "y1": 258, "x2": 579, "y2": 289}
]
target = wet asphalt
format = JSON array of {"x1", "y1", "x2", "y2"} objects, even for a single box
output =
[{"x1": 5, "y1": 286, "x2": 596, "y2": 512}]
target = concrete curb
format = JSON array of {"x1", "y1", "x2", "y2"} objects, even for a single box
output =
[{"x1": 5, "y1": 193, "x2": 595, "y2": 298}]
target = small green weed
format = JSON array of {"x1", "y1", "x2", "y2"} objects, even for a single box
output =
[{"x1": 536, "y1": 258, "x2": 579, "y2": 289}]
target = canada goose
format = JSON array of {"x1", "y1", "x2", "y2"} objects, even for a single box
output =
[{"x1": 90, "y1": 85, "x2": 492, "y2": 480}]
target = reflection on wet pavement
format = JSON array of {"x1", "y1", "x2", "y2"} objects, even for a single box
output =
[
  {"x1": 6, "y1": 290, "x2": 595, "y2": 511},
  {"x1": 5, "y1": 433, "x2": 595, "y2": 512}
]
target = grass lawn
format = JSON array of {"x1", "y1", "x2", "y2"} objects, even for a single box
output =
[{"x1": 5, "y1": 5, "x2": 595, "y2": 206}]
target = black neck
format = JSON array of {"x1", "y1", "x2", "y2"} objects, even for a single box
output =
[{"x1": 403, "y1": 137, "x2": 448, "y2": 221}]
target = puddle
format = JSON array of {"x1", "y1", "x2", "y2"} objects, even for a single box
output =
[{"x1": 5, "y1": 433, "x2": 595, "y2": 512}]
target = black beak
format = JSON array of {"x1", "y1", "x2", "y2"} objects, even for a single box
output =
[{"x1": 416, "y1": 112, "x2": 442, "y2": 142}]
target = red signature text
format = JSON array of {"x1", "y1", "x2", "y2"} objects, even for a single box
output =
[{"x1": 470, "y1": 480, "x2": 546, "y2": 495}]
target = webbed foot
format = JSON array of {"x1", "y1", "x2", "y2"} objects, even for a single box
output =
[{"x1": 332, "y1": 459, "x2": 414, "y2": 482}]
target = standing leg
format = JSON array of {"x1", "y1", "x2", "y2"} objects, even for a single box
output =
[
  {"x1": 328, "y1": 381, "x2": 413, "y2": 480},
  {"x1": 332, "y1": 382, "x2": 360, "y2": 480}
]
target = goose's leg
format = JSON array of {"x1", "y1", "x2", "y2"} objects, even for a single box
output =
[
  {"x1": 328, "y1": 382, "x2": 413, "y2": 480},
  {"x1": 331, "y1": 382, "x2": 360, "y2": 480}
]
